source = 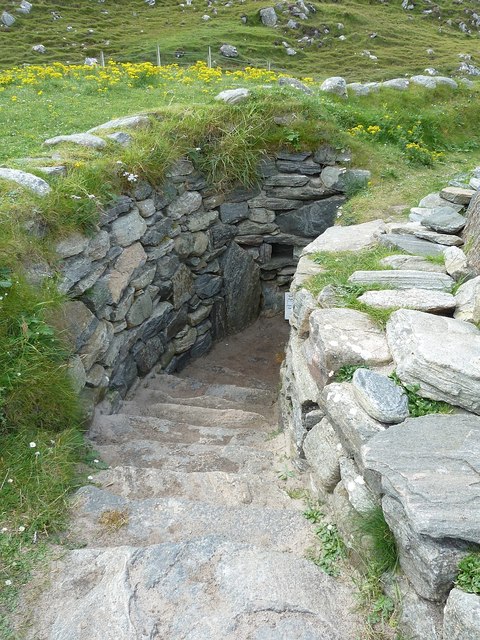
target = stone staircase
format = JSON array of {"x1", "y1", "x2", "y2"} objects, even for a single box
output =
[{"x1": 24, "y1": 318, "x2": 362, "y2": 640}]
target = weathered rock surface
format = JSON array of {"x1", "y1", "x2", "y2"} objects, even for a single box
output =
[
  {"x1": 440, "y1": 186, "x2": 475, "y2": 205},
  {"x1": 303, "y1": 417, "x2": 344, "y2": 492},
  {"x1": 349, "y1": 269, "x2": 454, "y2": 291},
  {"x1": 357, "y1": 288, "x2": 456, "y2": 313},
  {"x1": 88, "y1": 114, "x2": 150, "y2": 133},
  {"x1": 380, "y1": 233, "x2": 446, "y2": 257},
  {"x1": 386, "y1": 309, "x2": 480, "y2": 413},
  {"x1": 0, "y1": 168, "x2": 51, "y2": 195},
  {"x1": 352, "y1": 368, "x2": 409, "y2": 424},
  {"x1": 305, "y1": 308, "x2": 391, "y2": 388},
  {"x1": 454, "y1": 276, "x2": 480, "y2": 323},
  {"x1": 215, "y1": 88, "x2": 250, "y2": 104},
  {"x1": 44, "y1": 133, "x2": 107, "y2": 149},
  {"x1": 302, "y1": 219, "x2": 386, "y2": 255},
  {"x1": 421, "y1": 207, "x2": 466, "y2": 234},
  {"x1": 379, "y1": 254, "x2": 446, "y2": 273},
  {"x1": 444, "y1": 246, "x2": 473, "y2": 281},
  {"x1": 320, "y1": 76, "x2": 348, "y2": 97},
  {"x1": 443, "y1": 588, "x2": 480, "y2": 640},
  {"x1": 339, "y1": 456, "x2": 376, "y2": 514},
  {"x1": 363, "y1": 414, "x2": 480, "y2": 543}
]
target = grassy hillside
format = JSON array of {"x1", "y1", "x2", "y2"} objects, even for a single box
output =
[{"x1": 0, "y1": 0, "x2": 479, "y2": 80}]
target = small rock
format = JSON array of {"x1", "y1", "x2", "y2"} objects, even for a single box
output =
[
  {"x1": 352, "y1": 368, "x2": 409, "y2": 424},
  {"x1": 454, "y1": 276, "x2": 480, "y2": 324},
  {"x1": 215, "y1": 88, "x2": 249, "y2": 104},
  {"x1": 220, "y1": 44, "x2": 238, "y2": 58},
  {"x1": 1, "y1": 11, "x2": 15, "y2": 26},
  {"x1": 320, "y1": 76, "x2": 347, "y2": 98},
  {"x1": 32, "y1": 44, "x2": 47, "y2": 54},
  {"x1": 259, "y1": 7, "x2": 277, "y2": 26},
  {"x1": 421, "y1": 207, "x2": 466, "y2": 234},
  {"x1": 382, "y1": 78, "x2": 409, "y2": 90},
  {"x1": 88, "y1": 115, "x2": 150, "y2": 133},
  {"x1": 444, "y1": 246, "x2": 473, "y2": 281},
  {"x1": 278, "y1": 77, "x2": 313, "y2": 95}
]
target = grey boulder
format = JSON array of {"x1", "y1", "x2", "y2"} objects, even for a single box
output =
[
  {"x1": 443, "y1": 588, "x2": 480, "y2": 640},
  {"x1": 0, "y1": 168, "x2": 51, "y2": 196},
  {"x1": 421, "y1": 207, "x2": 466, "y2": 234},
  {"x1": 44, "y1": 133, "x2": 107, "y2": 149},
  {"x1": 352, "y1": 368, "x2": 409, "y2": 424}
]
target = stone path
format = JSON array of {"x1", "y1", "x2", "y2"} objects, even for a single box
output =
[{"x1": 21, "y1": 316, "x2": 362, "y2": 640}]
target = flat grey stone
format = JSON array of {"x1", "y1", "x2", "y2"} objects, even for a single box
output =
[
  {"x1": 348, "y1": 269, "x2": 454, "y2": 291},
  {"x1": 409, "y1": 206, "x2": 434, "y2": 222},
  {"x1": 278, "y1": 77, "x2": 313, "y2": 95},
  {"x1": 421, "y1": 207, "x2": 466, "y2": 234},
  {"x1": 289, "y1": 288, "x2": 317, "y2": 337},
  {"x1": 44, "y1": 133, "x2": 107, "y2": 149},
  {"x1": 379, "y1": 254, "x2": 446, "y2": 273},
  {"x1": 264, "y1": 173, "x2": 309, "y2": 187},
  {"x1": 215, "y1": 88, "x2": 250, "y2": 104},
  {"x1": 88, "y1": 114, "x2": 150, "y2": 133},
  {"x1": 386, "y1": 309, "x2": 480, "y2": 413},
  {"x1": 55, "y1": 233, "x2": 89, "y2": 258},
  {"x1": 303, "y1": 418, "x2": 344, "y2": 492},
  {"x1": 440, "y1": 186, "x2": 475, "y2": 206},
  {"x1": 363, "y1": 414, "x2": 480, "y2": 543},
  {"x1": 106, "y1": 132, "x2": 133, "y2": 146},
  {"x1": 302, "y1": 219, "x2": 386, "y2": 255},
  {"x1": 387, "y1": 222, "x2": 463, "y2": 246},
  {"x1": 444, "y1": 588, "x2": 480, "y2": 640},
  {"x1": 220, "y1": 201, "x2": 249, "y2": 224},
  {"x1": 454, "y1": 276, "x2": 480, "y2": 323},
  {"x1": 126, "y1": 291, "x2": 153, "y2": 328},
  {"x1": 419, "y1": 192, "x2": 463, "y2": 212},
  {"x1": 0, "y1": 168, "x2": 51, "y2": 196},
  {"x1": 166, "y1": 191, "x2": 202, "y2": 218},
  {"x1": 276, "y1": 197, "x2": 344, "y2": 238},
  {"x1": 382, "y1": 78, "x2": 409, "y2": 90},
  {"x1": 111, "y1": 210, "x2": 147, "y2": 247},
  {"x1": 357, "y1": 288, "x2": 456, "y2": 313},
  {"x1": 352, "y1": 368, "x2": 409, "y2": 424},
  {"x1": 305, "y1": 308, "x2": 391, "y2": 389},
  {"x1": 379, "y1": 233, "x2": 446, "y2": 257}
]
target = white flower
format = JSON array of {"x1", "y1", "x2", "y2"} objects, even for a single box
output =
[
  {"x1": 18, "y1": 526, "x2": 25, "y2": 532},
  {"x1": 87, "y1": 475, "x2": 93, "y2": 481},
  {"x1": 1, "y1": 527, "x2": 7, "y2": 533},
  {"x1": 93, "y1": 459, "x2": 99, "y2": 464},
  {"x1": 7, "y1": 478, "x2": 13, "y2": 484},
  {"x1": 70, "y1": 195, "x2": 82, "y2": 200},
  {"x1": 122, "y1": 171, "x2": 138, "y2": 183},
  {"x1": 5, "y1": 580, "x2": 12, "y2": 586},
  {"x1": 29, "y1": 442, "x2": 36, "y2": 448},
  {"x1": 35, "y1": 451, "x2": 40, "y2": 457}
]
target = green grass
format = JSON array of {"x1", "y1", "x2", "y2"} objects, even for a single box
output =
[
  {"x1": 304, "y1": 503, "x2": 347, "y2": 577},
  {"x1": 355, "y1": 507, "x2": 398, "y2": 575},
  {"x1": 456, "y1": 553, "x2": 480, "y2": 595},
  {"x1": 334, "y1": 364, "x2": 370, "y2": 383},
  {"x1": 389, "y1": 372, "x2": 453, "y2": 417},
  {"x1": 0, "y1": 0, "x2": 479, "y2": 81}
]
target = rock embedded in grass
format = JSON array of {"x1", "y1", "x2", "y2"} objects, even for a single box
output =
[
  {"x1": 214, "y1": 88, "x2": 250, "y2": 104},
  {"x1": 0, "y1": 167, "x2": 51, "y2": 196},
  {"x1": 320, "y1": 76, "x2": 347, "y2": 97},
  {"x1": 44, "y1": 133, "x2": 106, "y2": 149},
  {"x1": 357, "y1": 288, "x2": 456, "y2": 313}
]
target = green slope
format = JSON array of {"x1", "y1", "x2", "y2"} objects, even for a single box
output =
[{"x1": 0, "y1": 0, "x2": 479, "y2": 79}]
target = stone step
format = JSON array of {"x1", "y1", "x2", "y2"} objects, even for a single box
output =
[
  {"x1": 348, "y1": 269, "x2": 454, "y2": 291},
  {"x1": 130, "y1": 386, "x2": 275, "y2": 417},
  {"x1": 119, "y1": 401, "x2": 273, "y2": 430},
  {"x1": 357, "y1": 288, "x2": 456, "y2": 314},
  {"x1": 179, "y1": 362, "x2": 272, "y2": 389},
  {"x1": 94, "y1": 465, "x2": 304, "y2": 508},
  {"x1": 70, "y1": 486, "x2": 313, "y2": 553},
  {"x1": 141, "y1": 372, "x2": 275, "y2": 408},
  {"x1": 25, "y1": 537, "x2": 362, "y2": 640},
  {"x1": 95, "y1": 439, "x2": 275, "y2": 474},
  {"x1": 379, "y1": 233, "x2": 446, "y2": 257},
  {"x1": 89, "y1": 413, "x2": 272, "y2": 448}
]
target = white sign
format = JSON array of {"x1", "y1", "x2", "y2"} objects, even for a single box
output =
[{"x1": 284, "y1": 292, "x2": 294, "y2": 320}]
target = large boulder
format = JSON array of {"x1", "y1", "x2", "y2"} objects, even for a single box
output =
[
  {"x1": 320, "y1": 77, "x2": 347, "y2": 98},
  {"x1": 259, "y1": 7, "x2": 277, "y2": 26},
  {"x1": 386, "y1": 310, "x2": 480, "y2": 413}
]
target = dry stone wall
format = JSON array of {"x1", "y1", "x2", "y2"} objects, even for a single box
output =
[
  {"x1": 280, "y1": 179, "x2": 480, "y2": 640},
  {"x1": 48, "y1": 147, "x2": 366, "y2": 415}
]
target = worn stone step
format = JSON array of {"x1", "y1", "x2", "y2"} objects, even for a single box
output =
[
  {"x1": 70, "y1": 486, "x2": 313, "y2": 553},
  {"x1": 94, "y1": 465, "x2": 304, "y2": 508},
  {"x1": 95, "y1": 439, "x2": 275, "y2": 474},
  {"x1": 89, "y1": 413, "x2": 272, "y2": 448},
  {"x1": 179, "y1": 362, "x2": 272, "y2": 388},
  {"x1": 119, "y1": 401, "x2": 273, "y2": 430},
  {"x1": 141, "y1": 372, "x2": 275, "y2": 408},
  {"x1": 379, "y1": 233, "x2": 446, "y2": 257},
  {"x1": 24, "y1": 537, "x2": 362, "y2": 640},
  {"x1": 130, "y1": 386, "x2": 275, "y2": 417}
]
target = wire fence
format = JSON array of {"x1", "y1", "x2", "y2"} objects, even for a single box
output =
[{"x1": 82, "y1": 45, "x2": 287, "y2": 74}]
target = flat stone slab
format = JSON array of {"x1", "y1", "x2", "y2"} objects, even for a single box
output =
[
  {"x1": 348, "y1": 270, "x2": 454, "y2": 291},
  {"x1": 22, "y1": 537, "x2": 362, "y2": 640},
  {"x1": 379, "y1": 254, "x2": 446, "y2": 273},
  {"x1": 352, "y1": 368, "x2": 409, "y2": 424},
  {"x1": 379, "y1": 233, "x2": 446, "y2": 257},
  {"x1": 215, "y1": 88, "x2": 250, "y2": 104},
  {"x1": 0, "y1": 167, "x2": 51, "y2": 195},
  {"x1": 421, "y1": 207, "x2": 466, "y2": 234},
  {"x1": 444, "y1": 588, "x2": 480, "y2": 640},
  {"x1": 386, "y1": 309, "x2": 480, "y2": 414},
  {"x1": 363, "y1": 414, "x2": 480, "y2": 544},
  {"x1": 358, "y1": 288, "x2": 456, "y2": 313},
  {"x1": 440, "y1": 186, "x2": 476, "y2": 206},
  {"x1": 302, "y1": 219, "x2": 386, "y2": 255},
  {"x1": 387, "y1": 222, "x2": 463, "y2": 246},
  {"x1": 88, "y1": 114, "x2": 150, "y2": 133},
  {"x1": 44, "y1": 133, "x2": 107, "y2": 149},
  {"x1": 419, "y1": 192, "x2": 464, "y2": 212},
  {"x1": 305, "y1": 308, "x2": 391, "y2": 389}
]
